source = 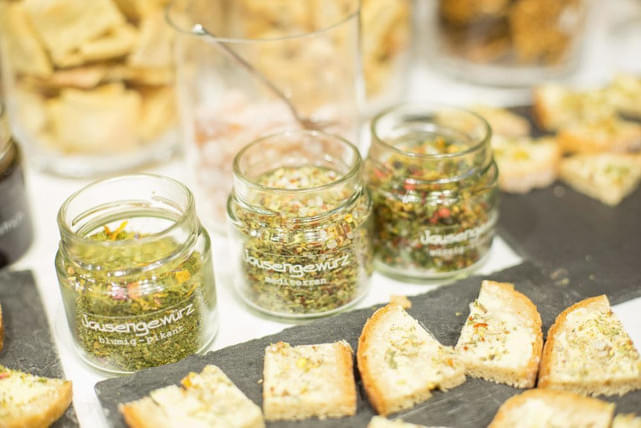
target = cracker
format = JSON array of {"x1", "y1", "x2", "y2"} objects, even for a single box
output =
[
  {"x1": 78, "y1": 24, "x2": 138, "y2": 63},
  {"x1": 128, "y1": 10, "x2": 174, "y2": 68},
  {"x1": 138, "y1": 86, "x2": 176, "y2": 140}
]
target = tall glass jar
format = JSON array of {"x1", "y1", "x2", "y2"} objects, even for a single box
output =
[
  {"x1": 0, "y1": 105, "x2": 33, "y2": 267},
  {"x1": 227, "y1": 130, "x2": 373, "y2": 318},
  {"x1": 428, "y1": 0, "x2": 588, "y2": 86},
  {"x1": 366, "y1": 104, "x2": 499, "y2": 280},
  {"x1": 0, "y1": 0, "x2": 178, "y2": 177},
  {"x1": 168, "y1": 0, "x2": 363, "y2": 233},
  {"x1": 55, "y1": 174, "x2": 217, "y2": 373}
]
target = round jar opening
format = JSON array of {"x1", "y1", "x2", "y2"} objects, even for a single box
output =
[
  {"x1": 371, "y1": 103, "x2": 492, "y2": 182},
  {"x1": 232, "y1": 130, "x2": 363, "y2": 218},
  {"x1": 167, "y1": 0, "x2": 360, "y2": 42},
  {"x1": 57, "y1": 174, "x2": 197, "y2": 269}
]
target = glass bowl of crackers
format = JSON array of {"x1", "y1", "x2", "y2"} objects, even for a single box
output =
[
  {"x1": 0, "y1": 0, "x2": 178, "y2": 177},
  {"x1": 430, "y1": 0, "x2": 588, "y2": 86}
]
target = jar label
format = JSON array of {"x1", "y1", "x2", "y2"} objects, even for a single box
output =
[
  {"x1": 0, "y1": 210, "x2": 25, "y2": 237},
  {"x1": 419, "y1": 211, "x2": 498, "y2": 258}
]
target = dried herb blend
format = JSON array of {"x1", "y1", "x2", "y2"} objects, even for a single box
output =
[
  {"x1": 366, "y1": 128, "x2": 498, "y2": 279},
  {"x1": 229, "y1": 165, "x2": 373, "y2": 317},
  {"x1": 57, "y1": 221, "x2": 217, "y2": 373}
]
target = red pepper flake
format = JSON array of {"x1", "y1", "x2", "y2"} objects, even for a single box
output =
[
  {"x1": 473, "y1": 322, "x2": 488, "y2": 328},
  {"x1": 403, "y1": 181, "x2": 416, "y2": 191},
  {"x1": 446, "y1": 358, "x2": 454, "y2": 367},
  {"x1": 437, "y1": 207, "x2": 451, "y2": 218},
  {"x1": 374, "y1": 168, "x2": 386, "y2": 179},
  {"x1": 0, "y1": 372, "x2": 9, "y2": 379},
  {"x1": 463, "y1": 345, "x2": 469, "y2": 351}
]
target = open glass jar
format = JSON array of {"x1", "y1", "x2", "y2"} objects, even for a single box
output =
[
  {"x1": 168, "y1": 0, "x2": 363, "y2": 232},
  {"x1": 366, "y1": 104, "x2": 499, "y2": 280},
  {"x1": 0, "y1": 0, "x2": 178, "y2": 177},
  {"x1": 0, "y1": 105, "x2": 33, "y2": 267},
  {"x1": 227, "y1": 130, "x2": 373, "y2": 318},
  {"x1": 429, "y1": 0, "x2": 588, "y2": 86},
  {"x1": 55, "y1": 174, "x2": 217, "y2": 373}
]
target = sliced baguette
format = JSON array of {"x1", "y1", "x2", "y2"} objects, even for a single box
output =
[
  {"x1": 492, "y1": 136, "x2": 561, "y2": 193},
  {"x1": 262, "y1": 341, "x2": 356, "y2": 421},
  {"x1": 120, "y1": 364, "x2": 264, "y2": 428},
  {"x1": 607, "y1": 74, "x2": 641, "y2": 119},
  {"x1": 358, "y1": 304, "x2": 465, "y2": 416},
  {"x1": 539, "y1": 295, "x2": 641, "y2": 396},
  {"x1": 455, "y1": 280, "x2": 542, "y2": 388},
  {"x1": 559, "y1": 153, "x2": 641, "y2": 206},
  {"x1": 472, "y1": 105, "x2": 531, "y2": 138},
  {"x1": 368, "y1": 415, "x2": 428, "y2": 428},
  {"x1": 533, "y1": 84, "x2": 615, "y2": 131},
  {"x1": 488, "y1": 388, "x2": 615, "y2": 428},
  {"x1": 557, "y1": 118, "x2": 641, "y2": 154},
  {"x1": 613, "y1": 413, "x2": 641, "y2": 428},
  {"x1": 0, "y1": 365, "x2": 73, "y2": 428}
]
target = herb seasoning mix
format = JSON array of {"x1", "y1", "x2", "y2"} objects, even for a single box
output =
[
  {"x1": 55, "y1": 175, "x2": 218, "y2": 373},
  {"x1": 366, "y1": 104, "x2": 499, "y2": 280},
  {"x1": 227, "y1": 131, "x2": 373, "y2": 318}
]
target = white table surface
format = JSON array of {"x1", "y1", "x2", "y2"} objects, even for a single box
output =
[{"x1": 10, "y1": 1, "x2": 641, "y2": 426}]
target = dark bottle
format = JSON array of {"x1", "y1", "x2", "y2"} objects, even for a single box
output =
[{"x1": 0, "y1": 106, "x2": 33, "y2": 268}]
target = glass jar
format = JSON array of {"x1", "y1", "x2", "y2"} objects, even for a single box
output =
[
  {"x1": 429, "y1": 0, "x2": 587, "y2": 86},
  {"x1": 55, "y1": 174, "x2": 217, "y2": 373},
  {"x1": 168, "y1": 0, "x2": 363, "y2": 233},
  {"x1": 227, "y1": 130, "x2": 373, "y2": 318},
  {"x1": 0, "y1": 0, "x2": 178, "y2": 177},
  {"x1": 366, "y1": 104, "x2": 499, "y2": 280},
  {"x1": 0, "y1": 105, "x2": 33, "y2": 267},
  {"x1": 361, "y1": 0, "x2": 413, "y2": 112}
]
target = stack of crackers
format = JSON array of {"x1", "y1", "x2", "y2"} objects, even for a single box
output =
[{"x1": 0, "y1": 0, "x2": 176, "y2": 154}]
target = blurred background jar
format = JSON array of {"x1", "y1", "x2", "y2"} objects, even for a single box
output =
[
  {"x1": 427, "y1": 0, "x2": 589, "y2": 86},
  {"x1": 0, "y1": 0, "x2": 179, "y2": 177},
  {"x1": 168, "y1": 0, "x2": 363, "y2": 233}
]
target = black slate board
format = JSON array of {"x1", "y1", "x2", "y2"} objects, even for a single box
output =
[
  {"x1": 95, "y1": 262, "x2": 641, "y2": 427},
  {"x1": 0, "y1": 270, "x2": 78, "y2": 427}
]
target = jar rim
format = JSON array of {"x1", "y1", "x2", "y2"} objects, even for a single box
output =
[
  {"x1": 370, "y1": 102, "x2": 492, "y2": 160},
  {"x1": 232, "y1": 129, "x2": 362, "y2": 194},
  {"x1": 57, "y1": 173, "x2": 195, "y2": 247},
  {"x1": 166, "y1": 0, "x2": 360, "y2": 44}
]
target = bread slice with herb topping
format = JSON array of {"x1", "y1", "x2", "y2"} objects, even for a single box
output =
[
  {"x1": 488, "y1": 389, "x2": 615, "y2": 428},
  {"x1": 607, "y1": 74, "x2": 641, "y2": 119},
  {"x1": 368, "y1": 415, "x2": 428, "y2": 428},
  {"x1": 492, "y1": 136, "x2": 561, "y2": 193},
  {"x1": 262, "y1": 340, "x2": 356, "y2": 421},
  {"x1": 357, "y1": 304, "x2": 465, "y2": 416},
  {"x1": 119, "y1": 364, "x2": 264, "y2": 428},
  {"x1": 539, "y1": 295, "x2": 641, "y2": 396},
  {"x1": 557, "y1": 117, "x2": 641, "y2": 154},
  {"x1": 0, "y1": 364, "x2": 73, "y2": 428},
  {"x1": 613, "y1": 413, "x2": 641, "y2": 428},
  {"x1": 455, "y1": 280, "x2": 542, "y2": 388},
  {"x1": 559, "y1": 153, "x2": 641, "y2": 206}
]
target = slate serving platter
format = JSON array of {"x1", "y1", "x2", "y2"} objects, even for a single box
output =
[
  {"x1": 95, "y1": 261, "x2": 641, "y2": 427},
  {"x1": 0, "y1": 269, "x2": 79, "y2": 427}
]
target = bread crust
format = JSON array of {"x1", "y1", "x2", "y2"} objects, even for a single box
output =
[
  {"x1": 0, "y1": 303, "x2": 3, "y2": 352},
  {"x1": 488, "y1": 388, "x2": 614, "y2": 428},
  {"x1": 336, "y1": 341, "x2": 358, "y2": 417},
  {"x1": 3, "y1": 380, "x2": 72, "y2": 428},
  {"x1": 538, "y1": 295, "x2": 608, "y2": 389},
  {"x1": 358, "y1": 304, "x2": 396, "y2": 415}
]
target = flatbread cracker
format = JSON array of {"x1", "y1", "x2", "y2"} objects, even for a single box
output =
[
  {"x1": 128, "y1": 10, "x2": 174, "y2": 68},
  {"x1": 47, "y1": 84, "x2": 141, "y2": 153},
  {"x1": 138, "y1": 86, "x2": 176, "y2": 140},
  {"x1": 78, "y1": 24, "x2": 138, "y2": 63},
  {"x1": 24, "y1": 0, "x2": 125, "y2": 67},
  {"x1": 0, "y1": 3, "x2": 52, "y2": 77}
]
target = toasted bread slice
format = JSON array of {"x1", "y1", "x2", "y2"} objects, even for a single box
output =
[
  {"x1": 488, "y1": 389, "x2": 614, "y2": 428},
  {"x1": 262, "y1": 341, "x2": 356, "y2": 421},
  {"x1": 607, "y1": 74, "x2": 641, "y2": 119},
  {"x1": 455, "y1": 280, "x2": 542, "y2": 388},
  {"x1": 613, "y1": 414, "x2": 641, "y2": 428},
  {"x1": 368, "y1": 415, "x2": 428, "y2": 428},
  {"x1": 533, "y1": 84, "x2": 615, "y2": 131},
  {"x1": 472, "y1": 105, "x2": 531, "y2": 138},
  {"x1": 358, "y1": 304, "x2": 465, "y2": 416},
  {"x1": 492, "y1": 136, "x2": 561, "y2": 193},
  {"x1": 539, "y1": 295, "x2": 641, "y2": 396},
  {"x1": 559, "y1": 153, "x2": 641, "y2": 206},
  {"x1": 0, "y1": 365, "x2": 73, "y2": 428},
  {"x1": 557, "y1": 118, "x2": 641, "y2": 154},
  {"x1": 120, "y1": 365, "x2": 264, "y2": 428}
]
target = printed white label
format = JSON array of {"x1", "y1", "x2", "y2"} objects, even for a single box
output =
[
  {"x1": 0, "y1": 211, "x2": 24, "y2": 237},
  {"x1": 419, "y1": 213, "x2": 497, "y2": 246},
  {"x1": 243, "y1": 249, "x2": 350, "y2": 278}
]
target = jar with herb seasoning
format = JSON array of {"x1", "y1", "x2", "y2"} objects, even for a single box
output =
[
  {"x1": 227, "y1": 130, "x2": 373, "y2": 318},
  {"x1": 366, "y1": 103, "x2": 499, "y2": 280},
  {"x1": 0, "y1": 104, "x2": 33, "y2": 267},
  {"x1": 55, "y1": 174, "x2": 217, "y2": 373}
]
